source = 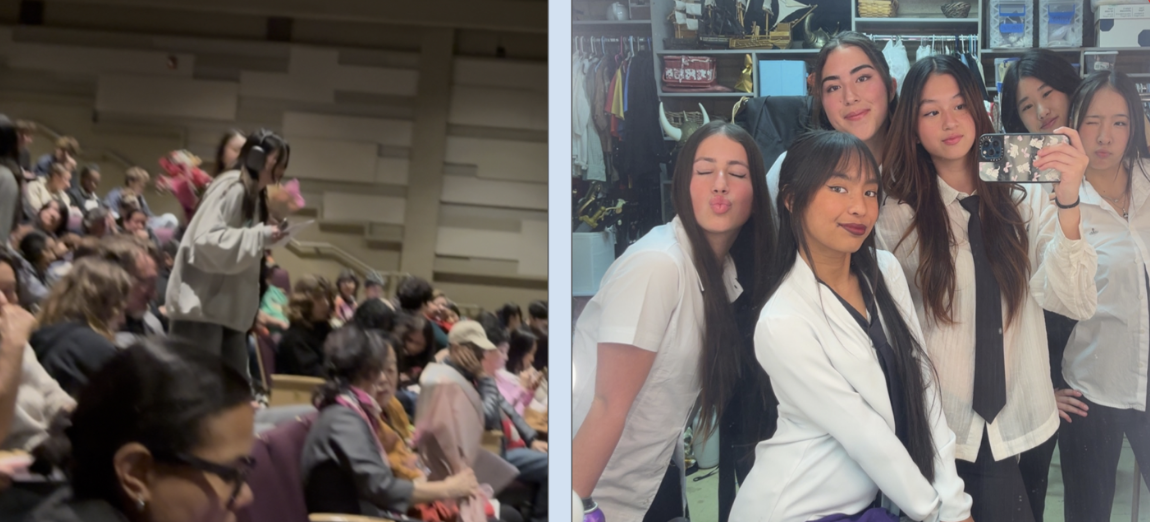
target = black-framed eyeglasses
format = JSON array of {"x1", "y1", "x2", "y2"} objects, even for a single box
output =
[{"x1": 153, "y1": 452, "x2": 255, "y2": 508}]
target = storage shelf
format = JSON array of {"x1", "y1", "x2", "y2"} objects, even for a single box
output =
[
  {"x1": 658, "y1": 91, "x2": 751, "y2": 98},
  {"x1": 656, "y1": 48, "x2": 818, "y2": 55},
  {"x1": 855, "y1": 17, "x2": 979, "y2": 33},
  {"x1": 573, "y1": 20, "x2": 653, "y2": 25}
]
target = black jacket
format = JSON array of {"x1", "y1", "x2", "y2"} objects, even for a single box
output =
[
  {"x1": 276, "y1": 321, "x2": 332, "y2": 377},
  {"x1": 733, "y1": 95, "x2": 814, "y2": 171},
  {"x1": 30, "y1": 322, "x2": 118, "y2": 397},
  {"x1": 27, "y1": 487, "x2": 129, "y2": 522}
]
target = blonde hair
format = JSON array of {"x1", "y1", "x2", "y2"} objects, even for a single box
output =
[
  {"x1": 124, "y1": 167, "x2": 150, "y2": 186},
  {"x1": 37, "y1": 257, "x2": 133, "y2": 339},
  {"x1": 54, "y1": 136, "x2": 79, "y2": 155}
]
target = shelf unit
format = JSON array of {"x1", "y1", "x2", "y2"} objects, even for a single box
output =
[{"x1": 572, "y1": 0, "x2": 1150, "y2": 131}]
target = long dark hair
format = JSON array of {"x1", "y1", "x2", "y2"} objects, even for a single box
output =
[
  {"x1": 810, "y1": 32, "x2": 899, "y2": 132},
  {"x1": 19, "y1": 229, "x2": 51, "y2": 274},
  {"x1": 1070, "y1": 70, "x2": 1150, "y2": 176},
  {"x1": 0, "y1": 247, "x2": 24, "y2": 302},
  {"x1": 1000, "y1": 50, "x2": 1081, "y2": 133},
  {"x1": 0, "y1": 116, "x2": 23, "y2": 236},
  {"x1": 507, "y1": 328, "x2": 537, "y2": 374},
  {"x1": 37, "y1": 339, "x2": 251, "y2": 505},
  {"x1": 774, "y1": 130, "x2": 937, "y2": 481},
  {"x1": 314, "y1": 325, "x2": 391, "y2": 408},
  {"x1": 670, "y1": 120, "x2": 775, "y2": 438},
  {"x1": 214, "y1": 129, "x2": 246, "y2": 176},
  {"x1": 883, "y1": 55, "x2": 1030, "y2": 328}
]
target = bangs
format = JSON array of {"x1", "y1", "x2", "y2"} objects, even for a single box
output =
[{"x1": 833, "y1": 143, "x2": 880, "y2": 184}]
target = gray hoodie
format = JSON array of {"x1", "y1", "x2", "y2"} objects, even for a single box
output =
[{"x1": 164, "y1": 170, "x2": 273, "y2": 332}]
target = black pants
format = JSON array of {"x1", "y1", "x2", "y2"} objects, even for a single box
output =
[
  {"x1": 955, "y1": 429, "x2": 1036, "y2": 522},
  {"x1": 1058, "y1": 395, "x2": 1150, "y2": 521},
  {"x1": 1017, "y1": 430, "x2": 1058, "y2": 522},
  {"x1": 642, "y1": 461, "x2": 683, "y2": 522}
]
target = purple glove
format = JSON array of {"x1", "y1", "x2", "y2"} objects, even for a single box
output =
[{"x1": 583, "y1": 498, "x2": 606, "y2": 522}]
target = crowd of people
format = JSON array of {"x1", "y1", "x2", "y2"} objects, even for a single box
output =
[
  {"x1": 0, "y1": 118, "x2": 550, "y2": 522},
  {"x1": 574, "y1": 36, "x2": 1150, "y2": 522}
]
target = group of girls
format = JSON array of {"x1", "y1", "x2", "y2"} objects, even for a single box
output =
[{"x1": 573, "y1": 29, "x2": 1150, "y2": 522}]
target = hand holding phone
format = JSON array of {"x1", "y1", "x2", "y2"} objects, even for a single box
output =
[{"x1": 978, "y1": 132, "x2": 1071, "y2": 183}]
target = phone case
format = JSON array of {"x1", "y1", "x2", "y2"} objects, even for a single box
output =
[{"x1": 978, "y1": 133, "x2": 1070, "y2": 183}]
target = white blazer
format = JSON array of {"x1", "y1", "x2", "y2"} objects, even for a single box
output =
[{"x1": 730, "y1": 250, "x2": 972, "y2": 522}]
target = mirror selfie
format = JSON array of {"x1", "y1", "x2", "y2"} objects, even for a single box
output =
[{"x1": 570, "y1": 1, "x2": 1150, "y2": 520}]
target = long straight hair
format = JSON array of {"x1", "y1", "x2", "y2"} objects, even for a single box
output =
[
  {"x1": 670, "y1": 120, "x2": 775, "y2": 438},
  {"x1": 810, "y1": 32, "x2": 899, "y2": 132},
  {"x1": 883, "y1": 56, "x2": 1030, "y2": 327},
  {"x1": 1000, "y1": 50, "x2": 1082, "y2": 133},
  {"x1": 773, "y1": 130, "x2": 937, "y2": 481},
  {"x1": 1070, "y1": 70, "x2": 1150, "y2": 177}
]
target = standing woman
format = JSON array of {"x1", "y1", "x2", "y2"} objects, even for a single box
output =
[
  {"x1": 766, "y1": 32, "x2": 898, "y2": 208},
  {"x1": 572, "y1": 121, "x2": 774, "y2": 522},
  {"x1": 997, "y1": 48, "x2": 1084, "y2": 520},
  {"x1": 875, "y1": 55, "x2": 1097, "y2": 521},
  {"x1": 733, "y1": 130, "x2": 972, "y2": 522},
  {"x1": 165, "y1": 129, "x2": 288, "y2": 380},
  {"x1": 1055, "y1": 71, "x2": 1150, "y2": 521},
  {"x1": 333, "y1": 268, "x2": 360, "y2": 327}
]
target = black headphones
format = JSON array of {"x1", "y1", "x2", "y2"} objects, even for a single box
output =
[{"x1": 242, "y1": 129, "x2": 289, "y2": 179}]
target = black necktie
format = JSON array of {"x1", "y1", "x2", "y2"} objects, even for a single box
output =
[{"x1": 960, "y1": 195, "x2": 1007, "y2": 423}]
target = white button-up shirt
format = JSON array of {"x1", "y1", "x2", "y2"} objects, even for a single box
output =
[
  {"x1": 732, "y1": 250, "x2": 971, "y2": 522},
  {"x1": 1063, "y1": 159, "x2": 1150, "y2": 410},
  {"x1": 572, "y1": 216, "x2": 742, "y2": 522},
  {"x1": 875, "y1": 178, "x2": 1098, "y2": 461}
]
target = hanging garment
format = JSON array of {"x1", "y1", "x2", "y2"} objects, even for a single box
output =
[
  {"x1": 915, "y1": 41, "x2": 932, "y2": 62},
  {"x1": 572, "y1": 56, "x2": 590, "y2": 175},
  {"x1": 882, "y1": 39, "x2": 910, "y2": 96},
  {"x1": 961, "y1": 51, "x2": 992, "y2": 102},
  {"x1": 583, "y1": 58, "x2": 607, "y2": 182}
]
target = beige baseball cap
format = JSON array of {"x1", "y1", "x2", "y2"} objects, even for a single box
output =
[{"x1": 447, "y1": 321, "x2": 496, "y2": 351}]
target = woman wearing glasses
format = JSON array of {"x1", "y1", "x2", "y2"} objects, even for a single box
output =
[{"x1": 28, "y1": 339, "x2": 257, "y2": 522}]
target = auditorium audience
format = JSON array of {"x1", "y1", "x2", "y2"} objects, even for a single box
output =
[{"x1": 0, "y1": 118, "x2": 547, "y2": 522}]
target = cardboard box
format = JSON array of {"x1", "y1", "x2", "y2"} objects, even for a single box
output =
[{"x1": 1095, "y1": 4, "x2": 1150, "y2": 48}]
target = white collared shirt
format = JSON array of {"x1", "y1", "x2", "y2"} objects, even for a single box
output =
[
  {"x1": 572, "y1": 216, "x2": 742, "y2": 522},
  {"x1": 732, "y1": 251, "x2": 971, "y2": 522},
  {"x1": 875, "y1": 178, "x2": 1098, "y2": 461},
  {"x1": 1063, "y1": 159, "x2": 1150, "y2": 410}
]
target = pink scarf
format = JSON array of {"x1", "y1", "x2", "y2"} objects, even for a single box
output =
[{"x1": 334, "y1": 386, "x2": 386, "y2": 456}]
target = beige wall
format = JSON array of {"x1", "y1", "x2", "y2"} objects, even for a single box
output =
[{"x1": 1, "y1": 20, "x2": 546, "y2": 313}]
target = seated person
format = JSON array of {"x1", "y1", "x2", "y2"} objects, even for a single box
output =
[
  {"x1": 29, "y1": 257, "x2": 132, "y2": 396},
  {"x1": 301, "y1": 325, "x2": 479, "y2": 518},
  {"x1": 104, "y1": 166, "x2": 153, "y2": 219},
  {"x1": 0, "y1": 250, "x2": 73, "y2": 453},
  {"x1": 24, "y1": 163, "x2": 70, "y2": 220},
  {"x1": 498, "y1": 328, "x2": 543, "y2": 417},
  {"x1": 28, "y1": 339, "x2": 256, "y2": 522},
  {"x1": 257, "y1": 265, "x2": 291, "y2": 340},
  {"x1": 81, "y1": 208, "x2": 115, "y2": 238},
  {"x1": 275, "y1": 275, "x2": 334, "y2": 377},
  {"x1": 18, "y1": 231, "x2": 57, "y2": 299},
  {"x1": 66, "y1": 164, "x2": 104, "y2": 216},
  {"x1": 78, "y1": 235, "x2": 164, "y2": 348},
  {"x1": 438, "y1": 323, "x2": 549, "y2": 522}
]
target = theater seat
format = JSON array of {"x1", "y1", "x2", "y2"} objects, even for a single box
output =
[
  {"x1": 309, "y1": 515, "x2": 397, "y2": 522},
  {"x1": 270, "y1": 374, "x2": 324, "y2": 407}
]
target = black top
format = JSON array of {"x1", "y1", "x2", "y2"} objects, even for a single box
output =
[
  {"x1": 30, "y1": 322, "x2": 119, "y2": 397},
  {"x1": 28, "y1": 487, "x2": 129, "y2": 522},
  {"x1": 276, "y1": 321, "x2": 332, "y2": 377},
  {"x1": 821, "y1": 271, "x2": 908, "y2": 447}
]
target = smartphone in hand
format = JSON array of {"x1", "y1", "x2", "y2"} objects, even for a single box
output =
[{"x1": 978, "y1": 133, "x2": 1071, "y2": 183}]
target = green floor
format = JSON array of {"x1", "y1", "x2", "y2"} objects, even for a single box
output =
[{"x1": 686, "y1": 438, "x2": 1150, "y2": 522}]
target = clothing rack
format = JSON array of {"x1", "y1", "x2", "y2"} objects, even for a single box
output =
[
  {"x1": 864, "y1": 33, "x2": 978, "y2": 43},
  {"x1": 572, "y1": 35, "x2": 652, "y2": 56}
]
